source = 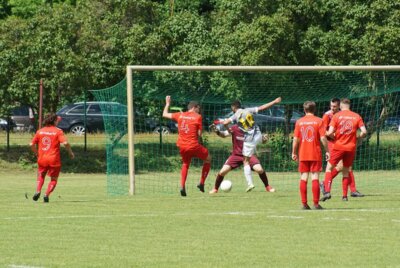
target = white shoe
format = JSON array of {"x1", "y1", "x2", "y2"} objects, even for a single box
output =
[
  {"x1": 209, "y1": 189, "x2": 218, "y2": 194},
  {"x1": 246, "y1": 184, "x2": 255, "y2": 192}
]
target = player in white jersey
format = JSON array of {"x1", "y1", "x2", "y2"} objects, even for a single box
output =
[{"x1": 220, "y1": 98, "x2": 281, "y2": 191}]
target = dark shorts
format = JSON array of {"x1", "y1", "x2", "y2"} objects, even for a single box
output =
[
  {"x1": 298, "y1": 161, "x2": 322, "y2": 173},
  {"x1": 179, "y1": 145, "x2": 209, "y2": 164},
  {"x1": 38, "y1": 165, "x2": 61, "y2": 178},
  {"x1": 224, "y1": 154, "x2": 260, "y2": 170},
  {"x1": 329, "y1": 149, "x2": 356, "y2": 167}
]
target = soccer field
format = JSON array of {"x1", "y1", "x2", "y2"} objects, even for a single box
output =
[{"x1": 1, "y1": 170, "x2": 399, "y2": 267}]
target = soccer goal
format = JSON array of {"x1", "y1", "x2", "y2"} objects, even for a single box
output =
[{"x1": 91, "y1": 65, "x2": 400, "y2": 196}]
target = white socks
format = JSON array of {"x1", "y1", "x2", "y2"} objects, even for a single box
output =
[{"x1": 244, "y1": 165, "x2": 254, "y2": 186}]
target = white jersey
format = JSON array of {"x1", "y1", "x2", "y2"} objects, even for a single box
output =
[{"x1": 229, "y1": 107, "x2": 259, "y2": 132}]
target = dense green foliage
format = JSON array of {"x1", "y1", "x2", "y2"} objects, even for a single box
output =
[{"x1": 1, "y1": 0, "x2": 400, "y2": 115}]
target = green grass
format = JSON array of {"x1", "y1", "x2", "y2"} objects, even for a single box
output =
[{"x1": 1, "y1": 169, "x2": 399, "y2": 267}]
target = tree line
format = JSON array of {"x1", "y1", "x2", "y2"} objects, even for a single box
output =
[{"x1": 1, "y1": 0, "x2": 400, "y2": 115}]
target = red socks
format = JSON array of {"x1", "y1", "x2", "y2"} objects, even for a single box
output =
[
  {"x1": 215, "y1": 174, "x2": 224, "y2": 189},
  {"x1": 342, "y1": 177, "x2": 349, "y2": 197},
  {"x1": 300, "y1": 180, "x2": 307, "y2": 205},
  {"x1": 349, "y1": 171, "x2": 356, "y2": 192},
  {"x1": 312, "y1": 180, "x2": 320, "y2": 205},
  {"x1": 181, "y1": 163, "x2": 190, "y2": 188},
  {"x1": 45, "y1": 179, "x2": 58, "y2": 196},
  {"x1": 36, "y1": 173, "x2": 45, "y2": 193},
  {"x1": 200, "y1": 162, "x2": 211, "y2": 185},
  {"x1": 324, "y1": 172, "x2": 332, "y2": 193}
]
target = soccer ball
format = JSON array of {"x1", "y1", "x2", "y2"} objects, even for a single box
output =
[{"x1": 220, "y1": 180, "x2": 232, "y2": 192}]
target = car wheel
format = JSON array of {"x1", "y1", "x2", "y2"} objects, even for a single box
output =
[
  {"x1": 153, "y1": 126, "x2": 170, "y2": 135},
  {"x1": 70, "y1": 124, "x2": 85, "y2": 136}
]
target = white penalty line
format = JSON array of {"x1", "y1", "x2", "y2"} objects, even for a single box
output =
[{"x1": 9, "y1": 265, "x2": 44, "y2": 268}]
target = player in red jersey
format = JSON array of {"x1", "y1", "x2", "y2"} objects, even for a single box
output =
[
  {"x1": 30, "y1": 113, "x2": 74, "y2": 202},
  {"x1": 208, "y1": 124, "x2": 275, "y2": 194},
  {"x1": 292, "y1": 101, "x2": 329, "y2": 210},
  {"x1": 322, "y1": 98, "x2": 364, "y2": 201},
  {"x1": 163, "y1": 96, "x2": 211, "y2": 196},
  {"x1": 321, "y1": 98, "x2": 367, "y2": 202}
]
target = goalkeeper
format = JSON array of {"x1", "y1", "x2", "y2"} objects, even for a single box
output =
[
  {"x1": 218, "y1": 98, "x2": 281, "y2": 192},
  {"x1": 208, "y1": 123, "x2": 275, "y2": 194}
]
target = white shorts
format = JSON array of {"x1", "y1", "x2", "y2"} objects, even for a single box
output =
[{"x1": 242, "y1": 129, "x2": 262, "y2": 157}]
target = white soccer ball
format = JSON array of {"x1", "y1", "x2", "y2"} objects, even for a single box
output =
[{"x1": 220, "y1": 180, "x2": 232, "y2": 192}]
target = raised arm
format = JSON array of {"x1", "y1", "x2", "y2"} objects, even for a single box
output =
[
  {"x1": 162, "y1": 95, "x2": 173, "y2": 119},
  {"x1": 258, "y1": 97, "x2": 282, "y2": 112}
]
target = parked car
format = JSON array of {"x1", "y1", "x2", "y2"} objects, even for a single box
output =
[
  {"x1": 384, "y1": 116, "x2": 400, "y2": 132},
  {"x1": 56, "y1": 101, "x2": 180, "y2": 135},
  {"x1": 0, "y1": 118, "x2": 9, "y2": 130},
  {"x1": 10, "y1": 105, "x2": 36, "y2": 132},
  {"x1": 213, "y1": 105, "x2": 302, "y2": 132}
]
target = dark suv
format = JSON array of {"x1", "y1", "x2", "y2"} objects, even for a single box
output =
[{"x1": 56, "y1": 101, "x2": 179, "y2": 135}]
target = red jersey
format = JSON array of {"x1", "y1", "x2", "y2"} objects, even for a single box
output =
[
  {"x1": 294, "y1": 115, "x2": 326, "y2": 161},
  {"x1": 322, "y1": 110, "x2": 336, "y2": 143},
  {"x1": 31, "y1": 126, "x2": 67, "y2": 167},
  {"x1": 229, "y1": 125, "x2": 245, "y2": 156},
  {"x1": 171, "y1": 111, "x2": 202, "y2": 149},
  {"x1": 329, "y1": 110, "x2": 364, "y2": 152}
]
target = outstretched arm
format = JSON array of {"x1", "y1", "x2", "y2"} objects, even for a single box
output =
[
  {"x1": 162, "y1": 96, "x2": 173, "y2": 119},
  {"x1": 62, "y1": 142, "x2": 75, "y2": 159},
  {"x1": 258, "y1": 97, "x2": 282, "y2": 112}
]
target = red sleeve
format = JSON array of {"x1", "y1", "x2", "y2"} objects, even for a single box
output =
[
  {"x1": 357, "y1": 116, "x2": 365, "y2": 128},
  {"x1": 171, "y1": 112, "x2": 180, "y2": 122},
  {"x1": 31, "y1": 132, "x2": 39, "y2": 144},
  {"x1": 329, "y1": 115, "x2": 337, "y2": 130},
  {"x1": 318, "y1": 121, "x2": 326, "y2": 137},
  {"x1": 58, "y1": 130, "x2": 67, "y2": 143},
  {"x1": 322, "y1": 114, "x2": 329, "y2": 130}
]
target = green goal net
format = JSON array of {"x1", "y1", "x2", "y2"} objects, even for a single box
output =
[{"x1": 91, "y1": 67, "x2": 400, "y2": 196}]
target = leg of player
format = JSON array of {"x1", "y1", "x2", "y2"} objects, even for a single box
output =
[
  {"x1": 243, "y1": 157, "x2": 255, "y2": 192},
  {"x1": 311, "y1": 172, "x2": 323, "y2": 210},
  {"x1": 349, "y1": 166, "x2": 364, "y2": 197},
  {"x1": 180, "y1": 157, "x2": 191, "y2": 197},
  {"x1": 197, "y1": 154, "x2": 211, "y2": 193},
  {"x1": 43, "y1": 177, "x2": 58, "y2": 203},
  {"x1": 300, "y1": 173, "x2": 311, "y2": 210},
  {"x1": 209, "y1": 165, "x2": 231, "y2": 194},
  {"x1": 321, "y1": 162, "x2": 334, "y2": 201},
  {"x1": 341, "y1": 166, "x2": 351, "y2": 201},
  {"x1": 33, "y1": 170, "x2": 46, "y2": 201},
  {"x1": 252, "y1": 164, "x2": 275, "y2": 192}
]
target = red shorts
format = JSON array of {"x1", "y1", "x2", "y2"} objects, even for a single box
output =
[
  {"x1": 179, "y1": 144, "x2": 209, "y2": 164},
  {"x1": 224, "y1": 155, "x2": 260, "y2": 170},
  {"x1": 38, "y1": 165, "x2": 61, "y2": 178},
  {"x1": 299, "y1": 161, "x2": 322, "y2": 173},
  {"x1": 329, "y1": 149, "x2": 356, "y2": 167}
]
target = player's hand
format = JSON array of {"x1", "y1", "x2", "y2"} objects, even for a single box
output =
[
  {"x1": 69, "y1": 152, "x2": 75, "y2": 159},
  {"x1": 262, "y1": 134, "x2": 269, "y2": 144},
  {"x1": 291, "y1": 153, "x2": 298, "y2": 161},
  {"x1": 325, "y1": 152, "x2": 330, "y2": 161},
  {"x1": 209, "y1": 124, "x2": 217, "y2": 133},
  {"x1": 274, "y1": 97, "x2": 282, "y2": 104},
  {"x1": 165, "y1": 96, "x2": 171, "y2": 105}
]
